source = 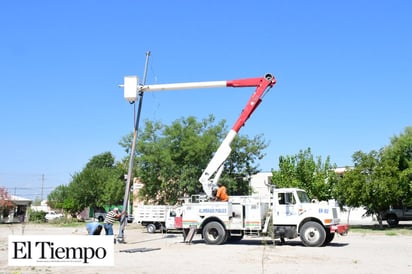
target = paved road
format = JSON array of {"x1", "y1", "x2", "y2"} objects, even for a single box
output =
[{"x1": 1, "y1": 223, "x2": 412, "y2": 274}]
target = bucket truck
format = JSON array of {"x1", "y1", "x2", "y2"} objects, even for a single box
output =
[{"x1": 121, "y1": 73, "x2": 349, "y2": 246}]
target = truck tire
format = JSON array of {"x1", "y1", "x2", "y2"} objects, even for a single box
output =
[
  {"x1": 322, "y1": 231, "x2": 335, "y2": 246},
  {"x1": 386, "y1": 214, "x2": 399, "y2": 227},
  {"x1": 300, "y1": 221, "x2": 326, "y2": 247},
  {"x1": 202, "y1": 221, "x2": 226, "y2": 245},
  {"x1": 98, "y1": 216, "x2": 104, "y2": 222},
  {"x1": 147, "y1": 223, "x2": 156, "y2": 233}
]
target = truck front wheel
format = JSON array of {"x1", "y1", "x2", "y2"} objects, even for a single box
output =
[
  {"x1": 202, "y1": 221, "x2": 226, "y2": 245},
  {"x1": 300, "y1": 221, "x2": 326, "y2": 247},
  {"x1": 323, "y1": 231, "x2": 335, "y2": 246}
]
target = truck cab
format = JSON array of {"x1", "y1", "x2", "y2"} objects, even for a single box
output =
[{"x1": 272, "y1": 188, "x2": 348, "y2": 246}]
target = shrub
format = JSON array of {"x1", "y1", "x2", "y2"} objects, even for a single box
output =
[{"x1": 29, "y1": 210, "x2": 46, "y2": 223}]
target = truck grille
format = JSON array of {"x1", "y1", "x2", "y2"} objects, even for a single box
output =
[{"x1": 332, "y1": 208, "x2": 338, "y2": 219}]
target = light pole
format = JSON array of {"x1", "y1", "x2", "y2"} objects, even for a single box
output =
[{"x1": 117, "y1": 51, "x2": 151, "y2": 243}]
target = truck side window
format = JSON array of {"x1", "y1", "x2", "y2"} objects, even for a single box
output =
[
  {"x1": 279, "y1": 193, "x2": 296, "y2": 205},
  {"x1": 278, "y1": 193, "x2": 286, "y2": 205},
  {"x1": 286, "y1": 192, "x2": 296, "y2": 204}
]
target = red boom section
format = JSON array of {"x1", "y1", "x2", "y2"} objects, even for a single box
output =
[{"x1": 227, "y1": 74, "x2": 276, "y2": 132}]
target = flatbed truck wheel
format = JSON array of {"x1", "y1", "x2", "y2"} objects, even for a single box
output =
[{"x1": 146, "y1": 223, "x2": 156, "y2": 233}]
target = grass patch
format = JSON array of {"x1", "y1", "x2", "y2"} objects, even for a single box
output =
[
  {"x1": 349, "y1": 224, "x2": 412, "y2": 236},
  {"x1": 57, "y1": 221, "x2": 85, "y2": 228},
  {"x1": 42, "y1": 218, "x2": 86, "y2": 227}
]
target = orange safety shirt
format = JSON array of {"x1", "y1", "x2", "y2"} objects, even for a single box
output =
[{"x1": 216, "y1": 186, "x2": 229, "y2": 201}]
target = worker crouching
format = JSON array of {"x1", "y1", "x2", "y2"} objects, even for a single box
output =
[{"x1": 86, "y1": 222, "x2": 103, "y2": 235}]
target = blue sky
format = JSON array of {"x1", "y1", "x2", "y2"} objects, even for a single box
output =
[{"x1": 1, "y1": 1, "x2": 411, "y2": 200}]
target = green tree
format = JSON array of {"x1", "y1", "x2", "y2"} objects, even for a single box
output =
[
  {"x1": 334, "y1": 150, "x2": 400, "y2": 227},
  {"x1": 119, "y1": 115, "x2": 268, "y2": 204},
  {"x1": 47, "y1": 185, "x2": 71, "y2": 212},
  {"x1": 271, "y1": 148, "x2": 337, "y2": 201},
  {"x1": 382, "y1": 126, "x2": 412, "y2": 207},
  {"x1": 48, "y1": 152, "x2": 125, "y2": 215},
  {"x1": 99, "y1": 162, "x2": 126, "y2": 207},
  {"x1": 334, "y1": 127, "x2": 412, "y2": 227}
]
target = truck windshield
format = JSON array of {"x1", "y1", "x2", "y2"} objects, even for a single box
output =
[{"x1": 297, "y1": 191, "x2": 311, "y2": 203}]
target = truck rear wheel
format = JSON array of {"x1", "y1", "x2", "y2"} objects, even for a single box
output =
[
  {"x1": 202, "y1": 221, "x2": 226, "y2": 245},
  {"x1": 147, "y1": 223, "x2": 156, "y2": 233},
  {"x1": 300, "y1": 221, "x2": 326, "y2": 247}
]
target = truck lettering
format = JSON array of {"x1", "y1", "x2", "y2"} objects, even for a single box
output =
[
  {"x1": 199, "y1": 208, "x2": 227, "y2": 214},
  {"x1": 319, "y1": 208, "x2": 329, "y2": 214}
]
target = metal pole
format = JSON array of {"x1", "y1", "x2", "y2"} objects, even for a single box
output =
[{"x1": 117, "y1": 51, "x2": 151, "y2": 243}]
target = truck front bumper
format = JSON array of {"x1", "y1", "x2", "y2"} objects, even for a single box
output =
[{"x1": 330, "y1": 224, "x2": 349, "y2": 235}]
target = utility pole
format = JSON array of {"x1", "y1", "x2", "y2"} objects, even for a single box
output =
[
  {"x1": 117, "y1": 51, "x2": 151, "y2": 243},
  {"x1": 41, "y1": 173, "x2": 45, "y2": 201}
]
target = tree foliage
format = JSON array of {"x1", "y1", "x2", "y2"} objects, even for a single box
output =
[
  {"x1": 271, "y1": 148, "x2": 337, "y2": 201},
  {"x1": 334, "y1": 127, "x2": 412, "y2": 227},
  {"x1": 119, "y1": 115, "x2": 268, "y2": 204},
  {"x1": 48, "y1": 152, "x2": 125, "y2": 215},
  {"x1": 47, "y1": 185, "x2": 73, "y2": 213},
  {"x1": 383, "y1": 126, "x2": 412, "y2": 206},
  {"x1": 0, "y1": 187, "x2": 14, "y2": 217}
]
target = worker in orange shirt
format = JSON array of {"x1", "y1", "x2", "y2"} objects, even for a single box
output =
[{"x1": 216, "y1": 182, "x2": 229, "y2": 201}]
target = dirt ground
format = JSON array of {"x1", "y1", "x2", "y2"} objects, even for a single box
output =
[{"x1": 1, "y1": 222, "x2": 412, "y2": 274}]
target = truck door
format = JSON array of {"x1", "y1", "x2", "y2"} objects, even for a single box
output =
[
  {"x1": 274, "y1": 191, "x2": 299, "y2": 224},
  {"x1": 166, "y1": 209, "x2": 178, "y2": 230},
  {"x1": 403, "y1": 206, "x2": 412, "y2": 219}
]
